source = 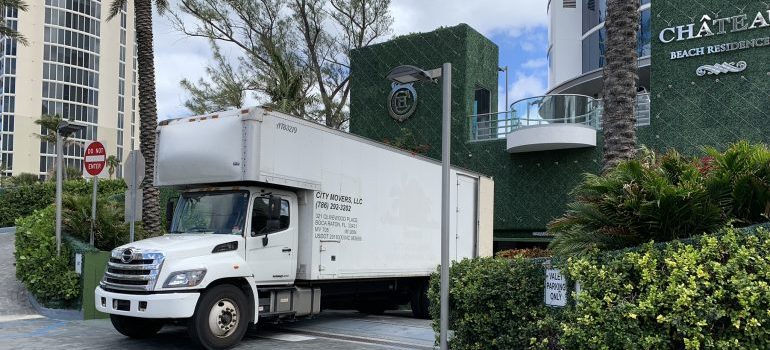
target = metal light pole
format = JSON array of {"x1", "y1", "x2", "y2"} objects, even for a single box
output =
[
  {"x1": 55, "y1": 120, "x2": 86, "y2": 256},
  {"x1": 386, "y1": 63, "x2": 452, "y2": 350},
  {"x1": 439, "y1": 62, "x2": 452, "y2": 350},
  {"x1": 55, "y1": 130, "x2": 63, "y2": 256},
  {"x1": 499, "y1": 66, "x2": 509, "y2": 112}
]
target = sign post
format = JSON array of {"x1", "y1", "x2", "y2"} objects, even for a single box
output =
[
  {"x1": 83, "y1": 141, "x2": 106, "y2": 246},
  {"x1": 124, "y1": 150, "x2": 145, "y2": 242}
]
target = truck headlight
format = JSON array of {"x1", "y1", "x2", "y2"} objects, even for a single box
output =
[{"x1": 163, "y1": 269, "x2": 207, "y2": 288}]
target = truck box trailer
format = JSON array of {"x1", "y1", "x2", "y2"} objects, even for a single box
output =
[{"x1": 95, "y1": 107, "x2": 494, "y2": 349}]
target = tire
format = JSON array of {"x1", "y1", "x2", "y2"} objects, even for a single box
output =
[
  {"x1": 188, "y1": 285, "x2": 249, "y2": 350},
  {"x1": 410, "y1": 282, "x2": 430, "y2": 319},
  {"x1": 110, "y1": 315, "x2": 163, "y2": 338}
]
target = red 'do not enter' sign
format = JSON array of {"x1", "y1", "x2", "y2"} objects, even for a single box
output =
[{"x1": 84, "y1": 141, "x2": 106, "y2": 176}]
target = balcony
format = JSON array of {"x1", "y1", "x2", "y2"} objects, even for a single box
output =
[{"x1": 469, "y1": 93, "x2": 650, "y2": 153}]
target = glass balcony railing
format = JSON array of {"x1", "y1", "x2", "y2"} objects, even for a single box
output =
[{"x1": 469, "y1": 93, "x2": 651, "y2": 142}]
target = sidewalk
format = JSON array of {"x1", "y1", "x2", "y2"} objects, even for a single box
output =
[{"x1": 0, "y1": 228, "x2": 40, "y2": 322}]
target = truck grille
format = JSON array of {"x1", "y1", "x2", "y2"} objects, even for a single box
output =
[{"x1": 101, "y1": 248, "x2": 165, "y2": 292}]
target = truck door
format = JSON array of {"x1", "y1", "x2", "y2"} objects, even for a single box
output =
[
  {"x1": 246, "y1": 195, "x2": 297, "y2": 284},
  {"x1": 454, "y1": 175, "x2": 479, "y2": 260}
]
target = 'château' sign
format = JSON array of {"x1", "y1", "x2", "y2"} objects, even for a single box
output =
[{"x1": 659, "y1": 9, "x2": 770, "y2": 76}]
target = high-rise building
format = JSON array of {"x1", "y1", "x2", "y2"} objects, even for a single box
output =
[{"x1": 0, "y1": 0, "x2": 139, "y2": 179}]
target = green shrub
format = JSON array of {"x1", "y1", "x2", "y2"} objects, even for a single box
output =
[
  {"x1": 549, "y1": 148, "x2": 723, "y2": 255},
  {"x1": 62, "y1": 194, "x2": 146, "y2": 251},
  {"x1": 14, "y1": 206, "x2": 80, "y2": 307},
  {"x1": 563, "y1": 225, "x2": 770, "y2": 350},
  {"x1": 428, "y1": 258, "x2": 567, "y2": 350},
  {"x1": 0, "y1": 178, "x2": 125, "y2": 227}
]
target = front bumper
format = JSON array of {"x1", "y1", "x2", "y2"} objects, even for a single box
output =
[{"x1": 95, "y1": 286, "x2": 200, "y2": 318}]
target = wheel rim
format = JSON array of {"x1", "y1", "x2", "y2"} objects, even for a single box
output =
[{"x1": 208, "y1": 298, "x2": 239, "y2": 338}]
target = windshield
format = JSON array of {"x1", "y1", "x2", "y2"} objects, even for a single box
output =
[{"x1": 170, "y1": 190, "x2": 250, "y2": 235}]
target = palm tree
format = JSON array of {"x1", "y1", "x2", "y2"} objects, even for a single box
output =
[
  {"x1": 107, "y1": 0, "x2": 168, "y2": 234},
  {"x1": 106, "y1": 155, "x2": 120, "y2": 179},
  {"x1": 601, "y1": 0, "x2": 639, "y2": 172},
  {"x1": 34, "y1": 114, "x2": 77, "y2": 144},
  {"x1": 0, "y1": 0, "x2": 29, "y2": 45}
]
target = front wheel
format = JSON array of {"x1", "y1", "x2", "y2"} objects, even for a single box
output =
[
  {"x1": 188, "y1": 285, "x2": 249, "y2": 350},
  {"x1": 110, "y1": 315, "x2": 163, "y2": 338}
]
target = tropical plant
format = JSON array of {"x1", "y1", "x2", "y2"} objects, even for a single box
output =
[
  {"x1": 0, "y1": 0, "x2": 29, "y2": 45},
  {"x1": 705, "y1": 141, "x2": 770, "y2": 225},
  {"x1": 601, "y1": 0, "x2": 639, "y2": 172},
  {"x1": 107, "y1": 0, "x2": 167, "y2": 234},
  {"x1": 62, "y1": 194, "x2": 144, "y2": 251},
  {"x1": 548, "y1": 148, "x2": 723, "y2": 256},
  {"x1": 106, "y1": 155, "x2": 120, "y2": 179},
  {"x1": 34, "y1": 114, "x2": 78, "y2": 145}
]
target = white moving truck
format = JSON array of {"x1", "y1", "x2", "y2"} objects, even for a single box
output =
[{"x1": 95, "y1": 107, "x2": 494, "y2": 349}]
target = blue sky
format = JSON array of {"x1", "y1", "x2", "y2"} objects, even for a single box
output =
[{"x1": 153, "y1": 0, "x2": 550, "y2": 119}]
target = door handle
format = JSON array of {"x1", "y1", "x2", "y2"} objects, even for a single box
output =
[{"x1": 282, "y1": 248, "x2": 292, "y2": 253}]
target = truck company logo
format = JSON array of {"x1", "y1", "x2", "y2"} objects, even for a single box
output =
[
  {"x1": 659, "y1": 9, "x2": 770, "y2": 77},
  {"x1": 121, "y1": 248, "x2": 134, "y2": 263},
  {"x1": 388, "y1": 83, "x2": 417, "y2": 122}
]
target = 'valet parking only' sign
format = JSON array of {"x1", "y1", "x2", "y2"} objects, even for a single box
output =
[{"x1": 545, "y1": 269, "x2": 568, "y2": 307}]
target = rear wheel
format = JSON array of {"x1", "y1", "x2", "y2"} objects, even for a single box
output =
[
  {"x1": 110, "y1": 315, "x2": 163, "y2": 338},
  {"x1": 410, "y1": 282, "x2": 430, "y2": 319},
  {"x1": 188, "y1": 285, "x2": 249, "y2": 350}
]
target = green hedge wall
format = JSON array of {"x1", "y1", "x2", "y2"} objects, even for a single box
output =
[{"x1": 431, "y1": 224, "x2": 770, "y2": 350}]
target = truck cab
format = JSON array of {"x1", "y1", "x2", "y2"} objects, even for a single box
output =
[{"x1": 96, "y1": 185, "x2": 305, "y2": 349}]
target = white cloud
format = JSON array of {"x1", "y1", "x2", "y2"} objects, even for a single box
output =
[
  {"x1": 498, "y1": 73, "x2": 547, "y2": 111},
  {"x1": 522, "y1": 58, "x2": 548, "y2": 70},
  {"x1": 389, "y1": 0, "x2": 548, "y2": 38}
]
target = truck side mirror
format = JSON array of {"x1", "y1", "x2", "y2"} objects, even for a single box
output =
[{"x1": 165, "y1": 198, "x2": 176, "y2": 232}]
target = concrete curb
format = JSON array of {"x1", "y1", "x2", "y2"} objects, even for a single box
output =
[
  {"x1": 0, "y1": 226, "x2": 15, "y2": 234},
  {"x1": 274, "y1": 327, "x2": 436, "y2": 350},
  {"x1": 27, "y1": 293, "x2": 82, "y2": 321}
]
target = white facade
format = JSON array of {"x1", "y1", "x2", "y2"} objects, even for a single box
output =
[
  {"x1": 547, "y1": 0, "x2": 652, "y2": 95},
  {"x1": 0, "y1": 0, "x2": 139, "y2": 178}
]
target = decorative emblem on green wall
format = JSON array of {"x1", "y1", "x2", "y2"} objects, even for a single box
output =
[
  {"x1": 696, "y1": 61, "x2": 747, "y2": 76},
  {"x1": 388, "y1": 83, "x2": 417, "y2": 122}
]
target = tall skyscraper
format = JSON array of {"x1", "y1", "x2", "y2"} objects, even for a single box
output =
[{"x1": 0, "y1": 0, "x2": 139, "y2": 179}]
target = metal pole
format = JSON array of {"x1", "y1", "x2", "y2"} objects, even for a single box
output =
[
  {"x1": 90, "y1": 176, "x2": 98, "y2": 245},
  {"x1": 55, "y1": 132, "x2": 63, "y2": 256},
  {"x1": 129, "y1": 153, "x2": 136, "y2": 243},
  {"x1": 439, "y1": 62, "x2": 452, "y2": 350},
  {"x1": 504, "y1": 66, "x2": 509, "y2": 113}
]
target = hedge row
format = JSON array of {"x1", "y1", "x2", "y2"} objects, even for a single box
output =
[
  {"x1": 0, "y1": 179, "x2": 127, "y2": 227},
  {"x1": 431, "y1": 224, "x2": 770, "y2": 350},
  {"x1": 14, "y1": 206, "x2": 80, "y2": 308}
]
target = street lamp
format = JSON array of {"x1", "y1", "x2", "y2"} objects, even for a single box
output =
[
  {"x1": 55, "y1": 120, "x2": 86, "y2": 256},
  {"x1": 387, "y1": 63, "x2": 452, "y2": 350}
]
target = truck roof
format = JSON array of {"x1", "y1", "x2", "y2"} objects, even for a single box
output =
[{"x1": 155, "y1": 106, "x2": 491, "y2": 188}]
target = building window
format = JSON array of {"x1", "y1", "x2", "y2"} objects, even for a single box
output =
[
  {"x1": 581, "y1": 8, "x2": 651, "y2": 73},
  {"x1": 471, "y1": 87, "x2": 492, "y2": 140}
]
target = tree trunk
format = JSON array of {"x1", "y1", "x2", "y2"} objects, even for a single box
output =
[
  {"x1": 135, "y1": 0, "x2": 161, "y2": 233},
  {"x1": 601, "y1": 0, "x2": 639, "y2": 173}
]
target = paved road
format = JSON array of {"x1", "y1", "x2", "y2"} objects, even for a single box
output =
[
  {"x1": 0, "y1": 311, "x2": 435, "y2": 350},
  {"x1": 0, "y1": 227, "x2": 39, "y2": 322}
]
